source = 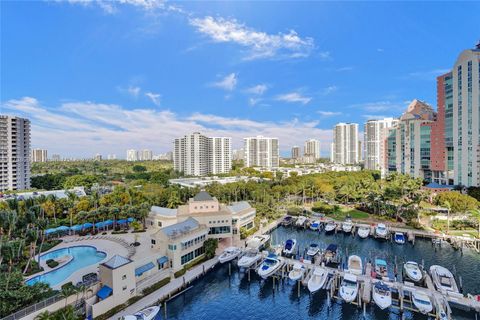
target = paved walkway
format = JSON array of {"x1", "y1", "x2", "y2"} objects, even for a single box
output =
[{"x1": 108, "y1": 257, "x2": 219, "y2": 320}]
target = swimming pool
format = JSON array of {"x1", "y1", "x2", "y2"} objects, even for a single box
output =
[{"x1": 26, "y1": 245, "x2": 107, "y2": 287}]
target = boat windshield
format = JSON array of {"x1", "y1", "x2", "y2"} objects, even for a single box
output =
[
  {"x1": 343, "y1": 280, "x2": 357, "y2": 288},
  {"x1": 414, "y1": 296, "x2": 431, "y2": 305},
  {"x1": 439, "y1": 276, "x2": 452, "y2": 287}
]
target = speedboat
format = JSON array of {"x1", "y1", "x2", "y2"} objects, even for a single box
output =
[
  {"x1": 257, "y1": 253, "x2": 284, "y2": 279},
  {"x1": 324, "y1": 244, "x2": 339, "y2": 265},
  {"x1": 324, "y1": 220, "x2": 337, "y2": 233},
  {"x1": 123, "y1": 305, "x2": 160, "y2": 320},
  {"x1": 288, "y1": 262, "x2": 305, "y2": 281},
  {"x1": 310, "y1": 220, "x2": 321, "y2": 231},
  {"x1": 237, "y1": 249, "x2": 262, "y2": 268},
  {"x1": 339, "y1": 273, "x2": 359, "y2": 303},
  {"x1": 429, "y1": 265, "x2": 459, "y2": 294},
  {"x1": 412, "y1": 291, "x2": 433, "y2": 314},
  {"x1": 282, "y1": 239, "x2": 297, "y2": 256},
  {"x1": 357, "y1": 226, "x2": 370, "y2": 238},
  {"x1": 246, "y1": 234, "x2": 270, "y2": 250},
  {"x1": 373, "y1": 281, "x2": 392, "y2": 310},
  {"x1": 281, "y1": 215, "x2": 293, "y2": 226},
  {"x1": 342, "y1": 218, "x2": 353, "y2": 233},
  {"x1": 375, "y1": 223, "x2": 389, "y2": 238},
  {"x1": 307, "y1": 266, "x2": 328, "y2": 293},
  {"x1": 306, "y1": 243, "x2": 320, "y2": 258},
  {"x1": 347, "y1": 255, "x2": 363, "y2": 275},
  {"x1": 373, "y1": 258, "x2": 388, "y2": 280},
  {"x1": 394, "y1": 232, "x2": 406, "y2": 244},
  {"x1": 296, "y1": 216, "x2": 307, "y2": 227},
  {"x1": 403, "y1": 261, "x2": 424, "y2": 283},
  {"x1": 218, "y1": 247, "x2": 242, "y2": 263}
]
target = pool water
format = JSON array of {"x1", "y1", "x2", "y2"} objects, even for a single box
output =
[
  {"x1": 159, "y1": 226, "x2": 479, "y2": 320},
  {"x1": 26, "y1": 246, "x2": 106, "y2": 287}
]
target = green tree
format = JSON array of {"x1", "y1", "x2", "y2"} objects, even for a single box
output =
[{"x1": 204, "y1": 238, "x2": 218, "y2": 259}]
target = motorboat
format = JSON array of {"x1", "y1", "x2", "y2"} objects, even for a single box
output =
[
  {"x1": 375, "y1": 223, "x2": 389, "y2": 238},
  {"x1": 324, "y1": 244, "x2": 339, "y2": 265},
  {"x1": 306, "y1": 243, "x2": 320, "y2": 258},
  {"x1": 339, "y1": 273, "x2": 359, "y2": 303},
  {"x1": 373, "y1": 258, "x2": 388, "y2": 280},
  {"x1": 218, "y1": 247, "x2": 242, "y2": 264},
  {"x1": 309, "y1": 220, "x2": 321, "y2": 231},
  {"x1": 342, "y1": 218, "x2": 353, "y2": 233},
  {"x1": 372, "y1": 281, "x2": 392, "y2": 310},
  {"x1": 429, "y1": 265, "x2": 459, "y2": 294},
  {"x1": 281, "y1": 215, "x2": 293, "y2": 226},
  {"x1": 246, "y1": 234, "x2": 270, "y2": 250},
  {"x1": 324, "y1": 220, "x2": 337, "y2": 233},
  {"x1": 237, "y1": 249, "x2": 262, "y2": 268},
  {"x1": 307, "y1": 266, "x2": 328, "y2": 293},
  {"x1": 288, "y1": 262, "x2": 305, "y2": 281},
  {"x1": 295, "y1": 216, "x2": 307, "y2": 227},
  {"x1": 347, "y1": 255, "x2": 363, "y2": 275},
  {"x1": 357, "y1": 226, "x2": 370, "y2": 239},
  {"x1": 123, "y1": 305, "x2": 160, "y2": 320},
  {"x1": 412, "y1": 291, "x2": 433, "y2": 314},
  {"x1": 403, "y1": 261, "x2": 424, "y2": 283},
  {"x1": 257, "y1": 253, "x2": 284, "y2": 279},
  {"x1": 394, "y1": 232, "x2": 406, "y2": 244},
  {"x1": 282, "y1": 239, "x2": 297, "y2": 256}
]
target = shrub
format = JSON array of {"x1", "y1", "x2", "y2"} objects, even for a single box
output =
[
  {"x1": 174, "y1": 268, "x2": 186, "y2": 278},
  {"x1": 142, "y1": 277, "x2": 171, "y2": 295},
  {"x1": 46, "y1": 259, "x2": 59, "y2": 268},
  {"x1": 203, "y1": 238, "x2": 218, "y2": 259}
]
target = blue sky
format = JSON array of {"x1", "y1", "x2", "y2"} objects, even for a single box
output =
[{"x1": 1, "y1": 1, "x2": 479, "y2": 158}]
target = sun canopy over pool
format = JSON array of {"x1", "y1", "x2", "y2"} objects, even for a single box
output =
[{"x1": 43, "y1": 218, "x2": 135, "y2": 235}]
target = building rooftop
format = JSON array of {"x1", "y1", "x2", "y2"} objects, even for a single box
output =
[
  {"x1": 151, "y1": 206, "x2": 177, "y2": 217},
  {"x1": 193, "y1": 191, "x2": 214, "y2": 201},
  {"x1": 400, "y1": 99, "x2": 436, "y2": 121},
  {"x1": 160, "y1": 217, "x2": 200, "y2": 238},
  {"x1": 102, "y1": 255, "x2": 132, "y2": 269},
  {"x1": 228, "y1": 201, "x2": 253, "y2": 213}
]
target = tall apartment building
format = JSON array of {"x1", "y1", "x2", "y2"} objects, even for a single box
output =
[
  {"x1": 304, "y1": 139, "x2": 320, "y2": 159},
  {"x1": 332, "y1": 123, "x2": 359, "y2": 164},
  {"x1": 139, "y1": 149, "x2": 153, "y2": 161},
  {"x1": 126, "y1": 149, "x2": 139, "y2": 161},
  {"x1": 291, "y1": 146, "x2": 300, "y2": 159},
  {"x1": 364, "y1": 118, "x2": 397, "y2": 172},
  {"x1": 244, "y1": 136, "x2": 279, "y2": 168},
  {"x1": 31, "y1": 148, "x2": 48, "y2": 163},
  {"x1": 0, "y1": 115, "x2": 31, "y2": 191},
  {"x1": 452, "y1": 44, "x2": 480, "y2": 187},
  {"x1": 232, "y1": 149, "x2": 244, "y2": 161},
  {"x1": 173, "y1": 132, "x2": 231, "y2": 176},
  {"x1": 386, "y1": 99, "x2": 436, "y2": 181}
]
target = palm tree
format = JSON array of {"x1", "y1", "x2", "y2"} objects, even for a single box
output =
[
  {"x1": 61, "y1": 285, "x2": 76, "y2": 307},
  {"x1": 470, "y1": 209, "x2": 480, "y2": 239},
  {"x1": 34, "y1": 311, "x2": 51, "y2": 320},
  {"x1": 443, "y1": 200, "x2": 452, "y2": 234}
]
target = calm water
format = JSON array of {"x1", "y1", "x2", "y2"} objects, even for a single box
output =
[{"x1": 158, "y1": 226, "x2": 480, "y2": 320}]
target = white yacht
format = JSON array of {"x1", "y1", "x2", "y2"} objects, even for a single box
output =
[
  {"x1": 296, "y1": 216, "x2": 307, "y2": 227},
  {"x1": 282, "y1": 239, "x2": 297, "y2": 256},
  {"x1": 403, "y1": 261, "x2": 424, "y2": 283},
  {"x1": 309, "y1": 220, "x2": 321, "y2": 231},
  {"x1": 342, "y1": 218, "x2": 353, "y2": 233},
  {"x1": 123, "y1": 306, "x2": 160, "y2": 320},
  {"x1": 430, "y1": 265, "x2": 459, "y2": 294},
  {"x1": 324, "y1": 221, "x2": 337, "y2": 233},
  {"x1": 357, "y1": 226, "x2": 370, "y2": 239},
  {"x1": 288, "y1": 262, "x2": 305, "y2": 281},
  {"x1": 218, "y1": 247, "x2": 242, "y2": 264},
  {"x1": 246, "y1": 234, "x2": 270, "y2": 250},
  {"x1": 339, "y1": 273, "x2": 359, "y2": 303},
  {"x1": 307, "y1": 266, "x2": 328, "y2": 293},
  {"x1": 375, "y1": 223, "x2": 389, "y2": 238},
  {"x1": 412, "y1": 291, "x2": 433, "y2": 314},
  {"x1": 237, "y1": 249, "x2": 262, "y2": 268},
  {"x1": 372, "y1": 281, "x2": 392, "y2": 310},
  {"x1": 257, "y1": 253, "x2": 284, "y2": 279},
  {"x1": 306, "y1": 243, "x2": 320, "y2": 258},
  {"x1": 347, "y1": 255, "x2": 363, "y2": 275}
]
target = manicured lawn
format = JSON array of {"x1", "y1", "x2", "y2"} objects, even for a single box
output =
[{"x1": 326, "y1": 206, "x2": 370, "y2": 220}]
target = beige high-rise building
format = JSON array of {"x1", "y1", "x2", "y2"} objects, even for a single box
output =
[
  {"x1": 244, "y1": 136, "x2": 279, "y2": 168},
  {"x1": 304, "y1": 139, "x2": 320, "y2": 159},
  {"x1": 31, "y1": 148, "x2": 48, "y2": 163},
  {"x1": 0, "y1": 115, "x2": 31, "y2": 191},
  {"x1": 139, "y1": 149, "x2": 153, "y2": 161},
  {"x1": 364, "y1": 118, "x2": 397, "y2": 171},
  {"x1": 126, "y1": 149, "x2": 138, "y2": 161},
  {"x1": 291, "y1": 146, "x2": 300, "y2": 159},
  {"x1": 332, "y1": 123, "x2": 359, "y2": 164}
]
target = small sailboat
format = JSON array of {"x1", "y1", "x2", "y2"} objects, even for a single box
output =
[
  {"x1": 403, "y1": 261, "x2": 424, "y2": 283},
  {"x1": 342, "y1": 218, "x2": 353, "y2": 233},
  {"x1": 412, "y1": 291, "x2": 433, "y2": 314},
  {"x1": 373, "y1": 259, "x2": 388, "y2": 280},
  {"x1": 309, "y1": 220, "x2": 321, "y2": 231},
  {"x1": 295, "y1": 216, "x2": 307, "y2": 227},
  {"x1": 347, "y1": 255, "x2": 363, "y2": 275},
  {"x1": 339, "y1": 273, "x2": 359, "y2": 303},
  {"x1": 246, "y1": 234, "x2": 271, "y2": 250},
  {"x1": 282, "y1": 239, "x2": 297, "y2": 256},
  {"x1": 429, "y1": 265, "x2": 459, "y2": 294},
  {"x1": 218, "y1": 247, "x2": 241, "y2": 263},
  {"x1": 375, "y1": 223, "x2": 389, "y2": 238},
  {"x1": 357, "y1": 226, "x2": 370, "y2": 239},
  {"x1": 122, "y1": 305, "x2": 160, "y2": 320},
  {"x1": 324, "y1": 220, "x2": 337, "y2": 233},
  {"x1": 307, "y1": 266, "x2": 328, "y2": 293},
  {"x1": 288, "y1": 262, "x2": 305, "y2": 281},
  {"x1": 372, "y1": 281, "x2": 392, "y2": 310},
  {"x1": 394, "y1": 232, "x2": 406, "y2": 244},
  {"x1": 306, "y1": 243, "x2": 320, "y2": 258},
  {"x1": 257, "y1": 253, "x2": 284, "y2": 279},
  {"x1": 237, "y1": 249, "x2": 262, "y2": 268}
]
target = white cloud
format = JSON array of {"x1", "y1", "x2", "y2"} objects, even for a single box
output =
[
  {"x1": 276, "y1": 92, "x2": 312, "y2": 105},
  {"x1": 318, "y1": 51, "x2": 331, "y2": 60},
  {"x1": 317, "y1": 111, "x2": 341, "y2": 117},
  {"x1": 2, "y1": 96, "x2": 331, "y2": 157},
  {"x1": 350, "y1": 100, "x2": 409, "y2": 114},
  {"x1": 248, "y1": 98, "x2": 261, "y2": 106},
  {"x1": 211, "y1": 73, "x2": 237, "y2": 91},
  {"x1": 362, "y1": 114, "x2": 389, "y2": 120},
  {"x1": 246, "y1": 84, "x2": 267, "y2": 95},
  {"x1": 321, "y1": 85, "x2": 338, "y2": 95},
  {"x1": 189, "y1": 16, "x2": 314, "y2": 60},
  {"x1": 62, "y1": 0, "x2": 169, "y2": 13},
  {"x1": 145, "y1": 92, "x2": 161, "y2": 105},
  {"x1": 127, "y1": 85, "x2": 141, "y2": 97},
  {"x1": 407, "y1": 68, "x2": 450, "y2": 80}
]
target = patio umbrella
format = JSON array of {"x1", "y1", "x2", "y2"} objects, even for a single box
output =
[
  {"x1": 45, "y1": 228, "x2": 58, "y2": 235},
  {"x1": 127, "y1": 217, "x2": 134, "y2": 223},
  {"x1": 95, "y1": 221, "x2": 105, "y2": 228},
  {"x1": 56, "y1": 226, "x2": 70, "y2": 233},
  {"x1": 117, "y1": 219, "x2": 127, "y2": 225},
  {"x1": 83, "y1": 222, "x2": 93, "y2": 229},
  {"x1": 70, "y1": 225, "x2": 82, "y2": 232},
  {"x1": 104, "y1": 219, "x2": 114, "y2": 226}
]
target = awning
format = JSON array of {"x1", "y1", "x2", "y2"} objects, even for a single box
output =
[
  {"x1": 135, "y1": 262, "x2": 155, "y2": 276},
  {"x1": 117, "y1": 219, "x2": 127, "y2": 224},
  {"x1": 96, "y1": 285, "x2": 112, "y2": 300},
  {"x1": 157, "y1": 256, "x2": 168, "y2": 264}
]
